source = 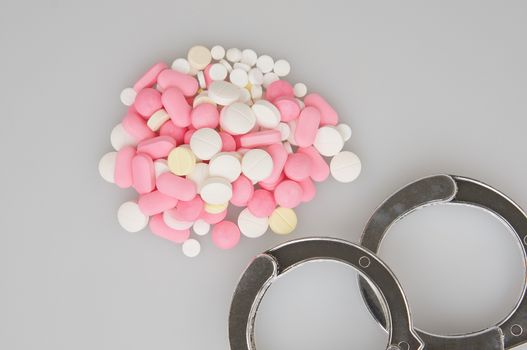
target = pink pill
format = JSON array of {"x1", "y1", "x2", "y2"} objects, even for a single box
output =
[
  {"x1": 297, "y1": 146, "x2": 330, "y2": 182},
  {"x1": 274, "y1": 97, "x2": 301, "y2": 122},
  {"x1": 122, "y1": 109, "x2": 155, "y2": 141},
  {"x1": 274, "y1": 180, "x2": 303, "y2": 208},
  {"x1": 157, "y1": 69, "x2": 199, "y2": 97},
  {"x1": 133, "y1": 62, "x2": 168, "y2": 92},
  {"x1": 149, "y1": 214, "x2": 190, "y2": 244},
  {"x1": 299, "y1": 177, "x2": 317, "y2": 202},
  {"x1": 211, "y1": 221, "x2": 241, "y2": 250},
  {"x1": 183, "y1": 128, "x2": 196, "y2": 144},
  {"x1": 284, "y1": 152, "x2": 312, "y2": 181},
  {"x1": 170, "y1": 196, "x2": 203, "y2": 222},
  {"x1": 159, "y1": 121, "x2": 186, "y2": 145},
  {"x1": 156, "y1": 172, "x2": 197, "y2": 201},
  {"x1": 230, "y1": 175, "x2": 254, "y2": 207},
  {"x1": 134, "y1": 88, "x2": 162, "y2": 118},
  {"x1": 200, "y1": 208, "x2": 228, "y2": 224},
  {"x1": 114, "y1": 146, "x2": 136, "y2": 188},
  {"x1": 239, "y1": 130, "x2": 281, "y2": 148},
  {"x1": 191, "y1": 103, "x2": 219, "y2": 129},
  {"x1": 137, "y1": 136, "x2": 176, "y2": 159},
  {"x1": 263, "y1": 143, "x2": 288, "y2": 184},
  {"x1": 131, "y1": 153, "x2": 155, "y2": 194},
  {"x1": 303, "y1": 93, "x2": 338, "y2": 126},
  {"x1": 259, "y1": 172, "x2": 285, "y2": 191},
  {"x1": 247, "y1": 189, "x2": 276, "y2": 217},
  {"x1": 138, "y1": 190, "x2": 178, "y2": 215},
  {"x1": 203, "y1": 64, "x2": 213, "y2": 87},
  {"x1": 219, "y1": 131, "x2": 236, "y2": 152},
  {"x1": 295, "y1": 106, "x2": 321, "y2": 148},
  {"x1": 265, "y1": 80, "x2": 294, "y2": 102},
  {"x1": 162, "y1": 87, "x2": 192, "y2": 128}
]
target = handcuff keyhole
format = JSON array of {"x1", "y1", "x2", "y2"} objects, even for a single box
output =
[
  {"x1": 511, "y1": 324, "x2": 523, "y2": 336},
  {"x1": 359, "y1": 256, "x2": 371, "y2": 268}
]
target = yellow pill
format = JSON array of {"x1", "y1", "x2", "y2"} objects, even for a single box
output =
[
  {"x1": 168, "y1": 146, "x2": 196, "y2": 176},
  {"x1": 204, "y1": 202, "x2": 228, "y2": 214},
  {"x1": 269, "y1": 207, "x2": 297, "y2": 235}
]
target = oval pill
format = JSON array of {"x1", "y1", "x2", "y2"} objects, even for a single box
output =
[
  {"x1": 163, "y1": 210, "x2": 194, "y2": 230},
  {"x1": 304, "y1": 93, "x2": 338, "y2": 126},
  {"x1": 133, "y1": 62, "x2": 168, "y2": 92},
  {"x1": 122, "y1": 109, "x2": 156, "y2": 141},
  {"x1": 156, "y1": 172, "x2": 197, "y2": 201},
  {"x1": 239, "y1": 130, "x2": 281, "y2": 148},
  {"x1": 137, "y1": 136, "x2": 176, "y2": 159},
  {"x1": 131, "y1": 153, "x2": 155, "y2": 194},
  {"x1": 138, "y1": 190, "x2": 178, "y2": 216},
  {"x1": 157, "y1": 69, "x2": 199, "y2": 97},
  {"x1": 150, "y1": 214, "x2": 190, "y2": 243},
  {"x1": 295, "y1": 106, "x2": 321, "y2": 148},
  {"x1": 134, "y1": 88, "x2": 162, "y2": 117},
  {"x1": 114, "y1": 146, "x2": 136, "y2": 188},
  {"x1": 297, "y1": 146, "x2": 330, "y2": 182},
  {"x1": 162, "y1": 87, "x2": 192, "y2": 128}
]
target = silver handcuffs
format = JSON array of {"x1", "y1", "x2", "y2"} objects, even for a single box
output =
[{"x1": 228, "y1": 175, "x2": 527, "y2": 350}]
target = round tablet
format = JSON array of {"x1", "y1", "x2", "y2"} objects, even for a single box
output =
[
  {"x1": 336, "y1": 123, "x2": 352, "y2": 142},
  {"x1": 330, "y1": 151, "x2": 362, "y2": 183},
  {"x1": 208, "y1": 81, "x2": 241, "y2": 106},
  {"x1": 163, "y1": 210, "x2": 194, "y2": 230},
  {"x1": 99, "y1": 151, "x2": 117, "y2": 183},
  {"x1": 234, "y1": 62, "x2": 251, "y2": 72},
  {"x1": 186, "y1": 162, "x2": 209, "y2": 192},
  {"x1": 111, "y1": 123, "x2": 137, "y2": 151},
  {"x1": 248, "y1": 68, "x2": 264, "y2": 85},
  {"x1": 241, "y1": 149, "x2": 273, "y2": 182},
  {"x1": 192, "y1": 219, "x2": 210, "y2": 236},
  {"x1": 251, "y1": 84, "x2": 263, "y2": 100},
  {"x1": 274, "y1": 180, "x2": 303, "y2": 208},
  {"x1": 238, "y1": 208, "x2": 269, "y2": 238},
  {"x1": 187, "y1": 45, "x2": 212, "y2": 70},
  {"x1": 263, "y1": 72, "x2": 279, "y2": 87},
  {"x1": 147, "y1": 109, "x2": 170, "y2": 132},
  {"x1": 251, "y1": 100, "x2": 281, "y2": 128},
  {"x1": 118, "y1": 201, "x2": 149, "y2": 233},
  {"x1": 200, "y1": 177, "x2": 233, "y2": 204},
  {"x1": 313, "y1": 126, "x2": 344, "y2": 157},
  {"x1": 229, "y1": 68, "x2": 249, "y2": 87},
  {"x1": 211, "y1": 45, "x2": 225, "y2": 60},
  {"x1": 269, "y1": 207, "x2": 297, "y2": 235},
  {"x1": 167, "y1": 146, "x2": 196, "y2": 175},
  {"x1": 189, "y1": 128, "x2": 222, "y2": 160},
  {"x1": 120, "y1": 87, "x2": 136, "y2": 106},
  {"x1": 273, "y1": 59, "x2": 291, "y2": 77},
  {"x1": 226, "y1": 48, "x2": 242, "y2": 62},
  {"x1": 241, "y1": 49, "x2": 258, "y2": 66},
  {"x1": 204, "y1": 202, "x2": 229, "y2": 214},
  {"x1": 238, "y1": 87, "x2": 251, "y2": 103},
  {"x1": 276, "y1": 122, "x2": 291, "y2": 141},
  {"x1": 209, "y1": 63, "x2": 228, "y2": 81},
  {"x1": 256, "y1": 55, "x2": 274, "y2": 73},
  {"x1": 208, "y1": 152, "x2": 241, "y2": 182},
  {"x1": 171, "y1": 58, "x2": 191, "y2": 74},
  {"x1": 211, "y1": 221, "x2": 240, "y2": 249},
  {"x1": 220, "y1": 102, "x2": 256, "y2": 135},
  {"x1": 293, "y1": 83, "x2": 307, "y2": 98},
  {"x1": 182, "y1": 239, "x2": 201, "y2": 257}
]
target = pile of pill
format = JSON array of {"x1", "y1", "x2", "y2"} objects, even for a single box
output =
[{"x1": 99, "y1": 45, "x2": 361, "y2": 257}]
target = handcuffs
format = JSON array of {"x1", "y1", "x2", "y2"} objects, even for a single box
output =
[{"x1": 228, "y1": 175, "x2": 527, "y2": 350}]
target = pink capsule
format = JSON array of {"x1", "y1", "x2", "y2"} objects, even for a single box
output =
[
  {"x1": 157, "y1": 69, "x2": 199, "y2": 97},
  {"x1": 159, "y1": 121, "x2": 186, "y2": 144},
  {"x1": 137, "y1": 136, "x2": 176, "y2": 159},
  {"x1": 239, "y1": 130, "x2": 282, "y2": 148},
  {"x1": 219, "y1": 131, "x2": 237, "y2": 152},
  {"x1": 149, "y1": 214, "x2": 190, "y2": 243},
  {"x1": 297, "y1": 146, "x2": 330, "y2": 182},
  {"x1": 247, "y1": 189, "x2": 276, "y2": 217},
  {"x1": 203, "y1": 64, "x2": 213, "y2": 87},
  {"x1": 299, "y1": 178, "x2": 317, "y2": 202},
  {"x1": 230, "y1": 175, "x2": 254, "y2": 207},
  {"x1": 122, "y1": 109, "x2": 155, "y2": 141},
  {"x1": 211, "y1": 221, "x2": 241, "y2": 250},
  {"x1": 133, "y1": 62, "x2": 168, "y2": 92},
  {"x1": 262, "y1": 143, "x2": 288, "y2": 184},
  {"x1": 303, "y1": 93, "x2": 338, "y2": 126},
  {"x1": 274, "y1": 97, "x2": 301, "y2": 122},
  {"x1": 162, "y1": 87, "x2": 192, "y2": 128},
  {"x1": 274, "y1": 180, "x2": 303, "y2": 208},
  {"x1": 169, "y1": 196, "x2": 203, "y2": 222},
  {"x1": 134, "y1": 88, "x2": 162, "y2": 118},
  {"x1": 138, "y1": 190, "x2": 178, "y2": 216},
  {"x1": 156, "y1": 172, "x2": 197, "y2": 201},
  {"x1": 295, "y1": 106, "x2": 321, "y2": 148},
  {"x1": 114, "y1": 146, "x2": 136, "y2": 188},
  {"x1": 131, "y1": 153, "x2": 155, "y2": 194},
  {"x1": 191, "y1": 103, "x2": 219, "y2": 129},
  {"x1": 264, "y1": 80, "x2": 294, "y2": 102}
]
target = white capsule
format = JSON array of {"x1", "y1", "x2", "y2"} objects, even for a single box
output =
[
  {"x1": 241, "y1": 49, "x2": 258, "y2": 66},
  {"x1": 238, "y1": 208, "x2": 269, "y2": 238},
  {"x1": 330, "y1": 151, "x2": 362, "y2": 183},
  {"x1": 230, "y1": 68, "x2": 249, "y2": 87},
  {"x1": 182, "y1": 239, "x2": 201, "y2": 258},
  {"x1": 211, "y1": 45, "x2": 226, "y2": 60},
  {"x1": 118, "y1": 201, "x2": 149, "y2": 233},
  {"x1": 241, "y1": 149, "x2": 273, "y2": 182},
  {"x1": 193, "y1": 220, "x2": 210, "y2": 236},
  {"x1": 294, "y1": 83, "x2": 307, "y2": 98},
  {"x1": 209, "y1": 63, "x2": 228, "y2": 81},
  {"x1": 111, "y1": 123, "x2": 137, "y2": 151},
  {"x1": 256, "y1": 55, "x2": 274, "y2": 73},
  {"x1": 314, "y1": 126, "x2": 344, "y2": 157},
  {"x1": 273, "y1": 59, "x2": 291, "y2": 77},
  {"x1": 120, "y1": 87, "x2": 136, "y2": 106},
  {"x1": 220, "y1": 102, "x2": 256, "y2": 135},
  {"x1": 99, "y1": 151, "x2": 117, "y2": 183},
  {"x1": 226, "y1": 48, "x2": 242, "y2": 62},
  {"x1": 171, "y1": 58, "x2": 191, "y2": 74}
]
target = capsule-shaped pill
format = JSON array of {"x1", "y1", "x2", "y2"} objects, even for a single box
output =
[
  {"x1": 162, "y1": 87, "x2": 192, "y2": 128},
  {"x1": 240, "y1": 130, "x2": 281, "y2": 148},
  {"x1": 131, "y1": 153, "x2": 155, "y2": 194},
  {"x1": 262, "y1": 143, "x2": 288, "y2": 184},
  {"x1": 114, "y1": 146, "x2": 136, "y2": 188},
  {"x1": 157, "y1": 69, "x2": 199, "y2": 97},
  {"x1": 156, "y1": 172, "x2": 197, "y2": 201},
  {"x1": 295, "y1": 106, "x2": 321, "y2": 148},
  {"x1": 303, "y1": 93, "x2": 338, "y2": 126},
  {"x1": 137, "y1": 136, "x2": 176, "y2": 159},
  {"x1": 133, "y1": 62, "x2": 168, "y2": 92},
  {"x1": 297, "y1": 146, "x2": 330, "y2": 182},
  {"x1": 138, "y1": 190, "x2": 179, "y2": 216},
  {"x1": 122, "y1": 109, "x2": 156, "y2": 141}
]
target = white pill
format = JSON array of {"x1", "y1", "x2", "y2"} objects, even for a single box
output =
[
  {"x1": 154, "y1": 159, "x2": 170, "y2": 178},
  {"x1": 287, "y1": 120, "x2": 298, "y2": 145},
  {"x1": 171, "y1": 58, "x2": 191, "y2": 74},
  {"x1": 273, "y1": 59, "x2": 291, "y2": 77},
  {"x1": 209, "y1": 63, "x2": 228, "y2": 81},
  {"x1": 211, "y1": 45, "x2": 225, "y2": 60},
  {"x1": 111, "y1": 123, "x2": 137, "y2": 151},
  {"x1": 229, "y1": 68, "x2": 249, "y2": 87},
  {"x1": 182, "y1": 239, "x2": 201, "y2": 258},
  {"x1": 226, "y1": 48, "x2": 242, "y2": 62},
  {"x1": 220, "y1": 59, "x2": 233, "y2": 72},
  {"x1": 147, "y1": 108, "x2": 170, "y2": 131},
  {"x1": 190, "y1": 128, "x2": 222, "y2": 160},
  {"x1": 238, "y1": 208, "x2": 269, "y2": 238},
  {"x1": 220, "y1": 102, "x2": 256, "y2": 135},
  {"x1": 120, "y1": 87, "x2": 136, "y2": 106},
  {"x1": 197, "y1": 70, "x2": 206, "y2": 89},
  {"x1": 193, "y1": 219, "x2": 210, "y2": 236},
  {"x1": 187, "y1": 45, "x2": 212, "y2": 70},
  {"x1": 314, "y1": 126, "x2": 345, "y2": 156},
  {"x1": 99, "y1": 151, "x2": 117, "y2": 183},
  {"x1": 186, "y1": 162, "x2": 209, "y2": 192},
  {"x1": 263, "y1": 72, "x2": 279, "y2": 88},
  {"x1": 118, "y1": 201, "x2": 149, "y2": 233},
  {"x1": 248, "y1": 68, "x2": 264, "y2": 85},
  {"x1": 163, "y1": 211, "x2": 193, "y2": 230},
  {"x1": 336, "y1": 123, "x2": 352, "y2": 142},
  {"x1": 233, "y1": 62, "x2": 251, "y2": 72},
  {"x1": 193, "y1": 91, "x2": 216, "y2": 107},
  {"x1": 208, "y1": 152, "x2": 241, "y2": 182},
  {"x1": 252, "y1": 100, "x2": 281, "y2": 128},
  {"x1": 251, "y1": 84, "x2": 263, "y2": 100},
  {"x1": 238, "y1": 87, "x2": 252, "y2": 104},
  {"x1": 276, "y1": 122, "x2": 291, "y2": 141},
  {"x1": 283, "y1": 141, "x2": 294, "y2": 153},
  {"x1": 241, "y1": 149, "x2": 273, "y2": 182},
  {"x1": 200, "y1": 177, "x2": 233, "y2": 204},
  {"x1": 330, "y1": 151, "x2": 362, "y2": 183},
  {"x1": 296, "y1": 98, "x2": 305, "y2": 109},
  {"x1": 256, "y1": 55, "x2": 274, "y2": 73},
  {"x1": 294, "y1": 83, "x2": 307, "y2": 98},
  {"x1": 208, "y1": 81, "x2": 241, "y2": 106},
  {"x1": 241, "y1": 49, "x2": 258, "y2": 66}
]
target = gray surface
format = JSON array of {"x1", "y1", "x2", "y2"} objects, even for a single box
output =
[{"x1": 1, "y1": 1, "x2": 527, "y2": 349}]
